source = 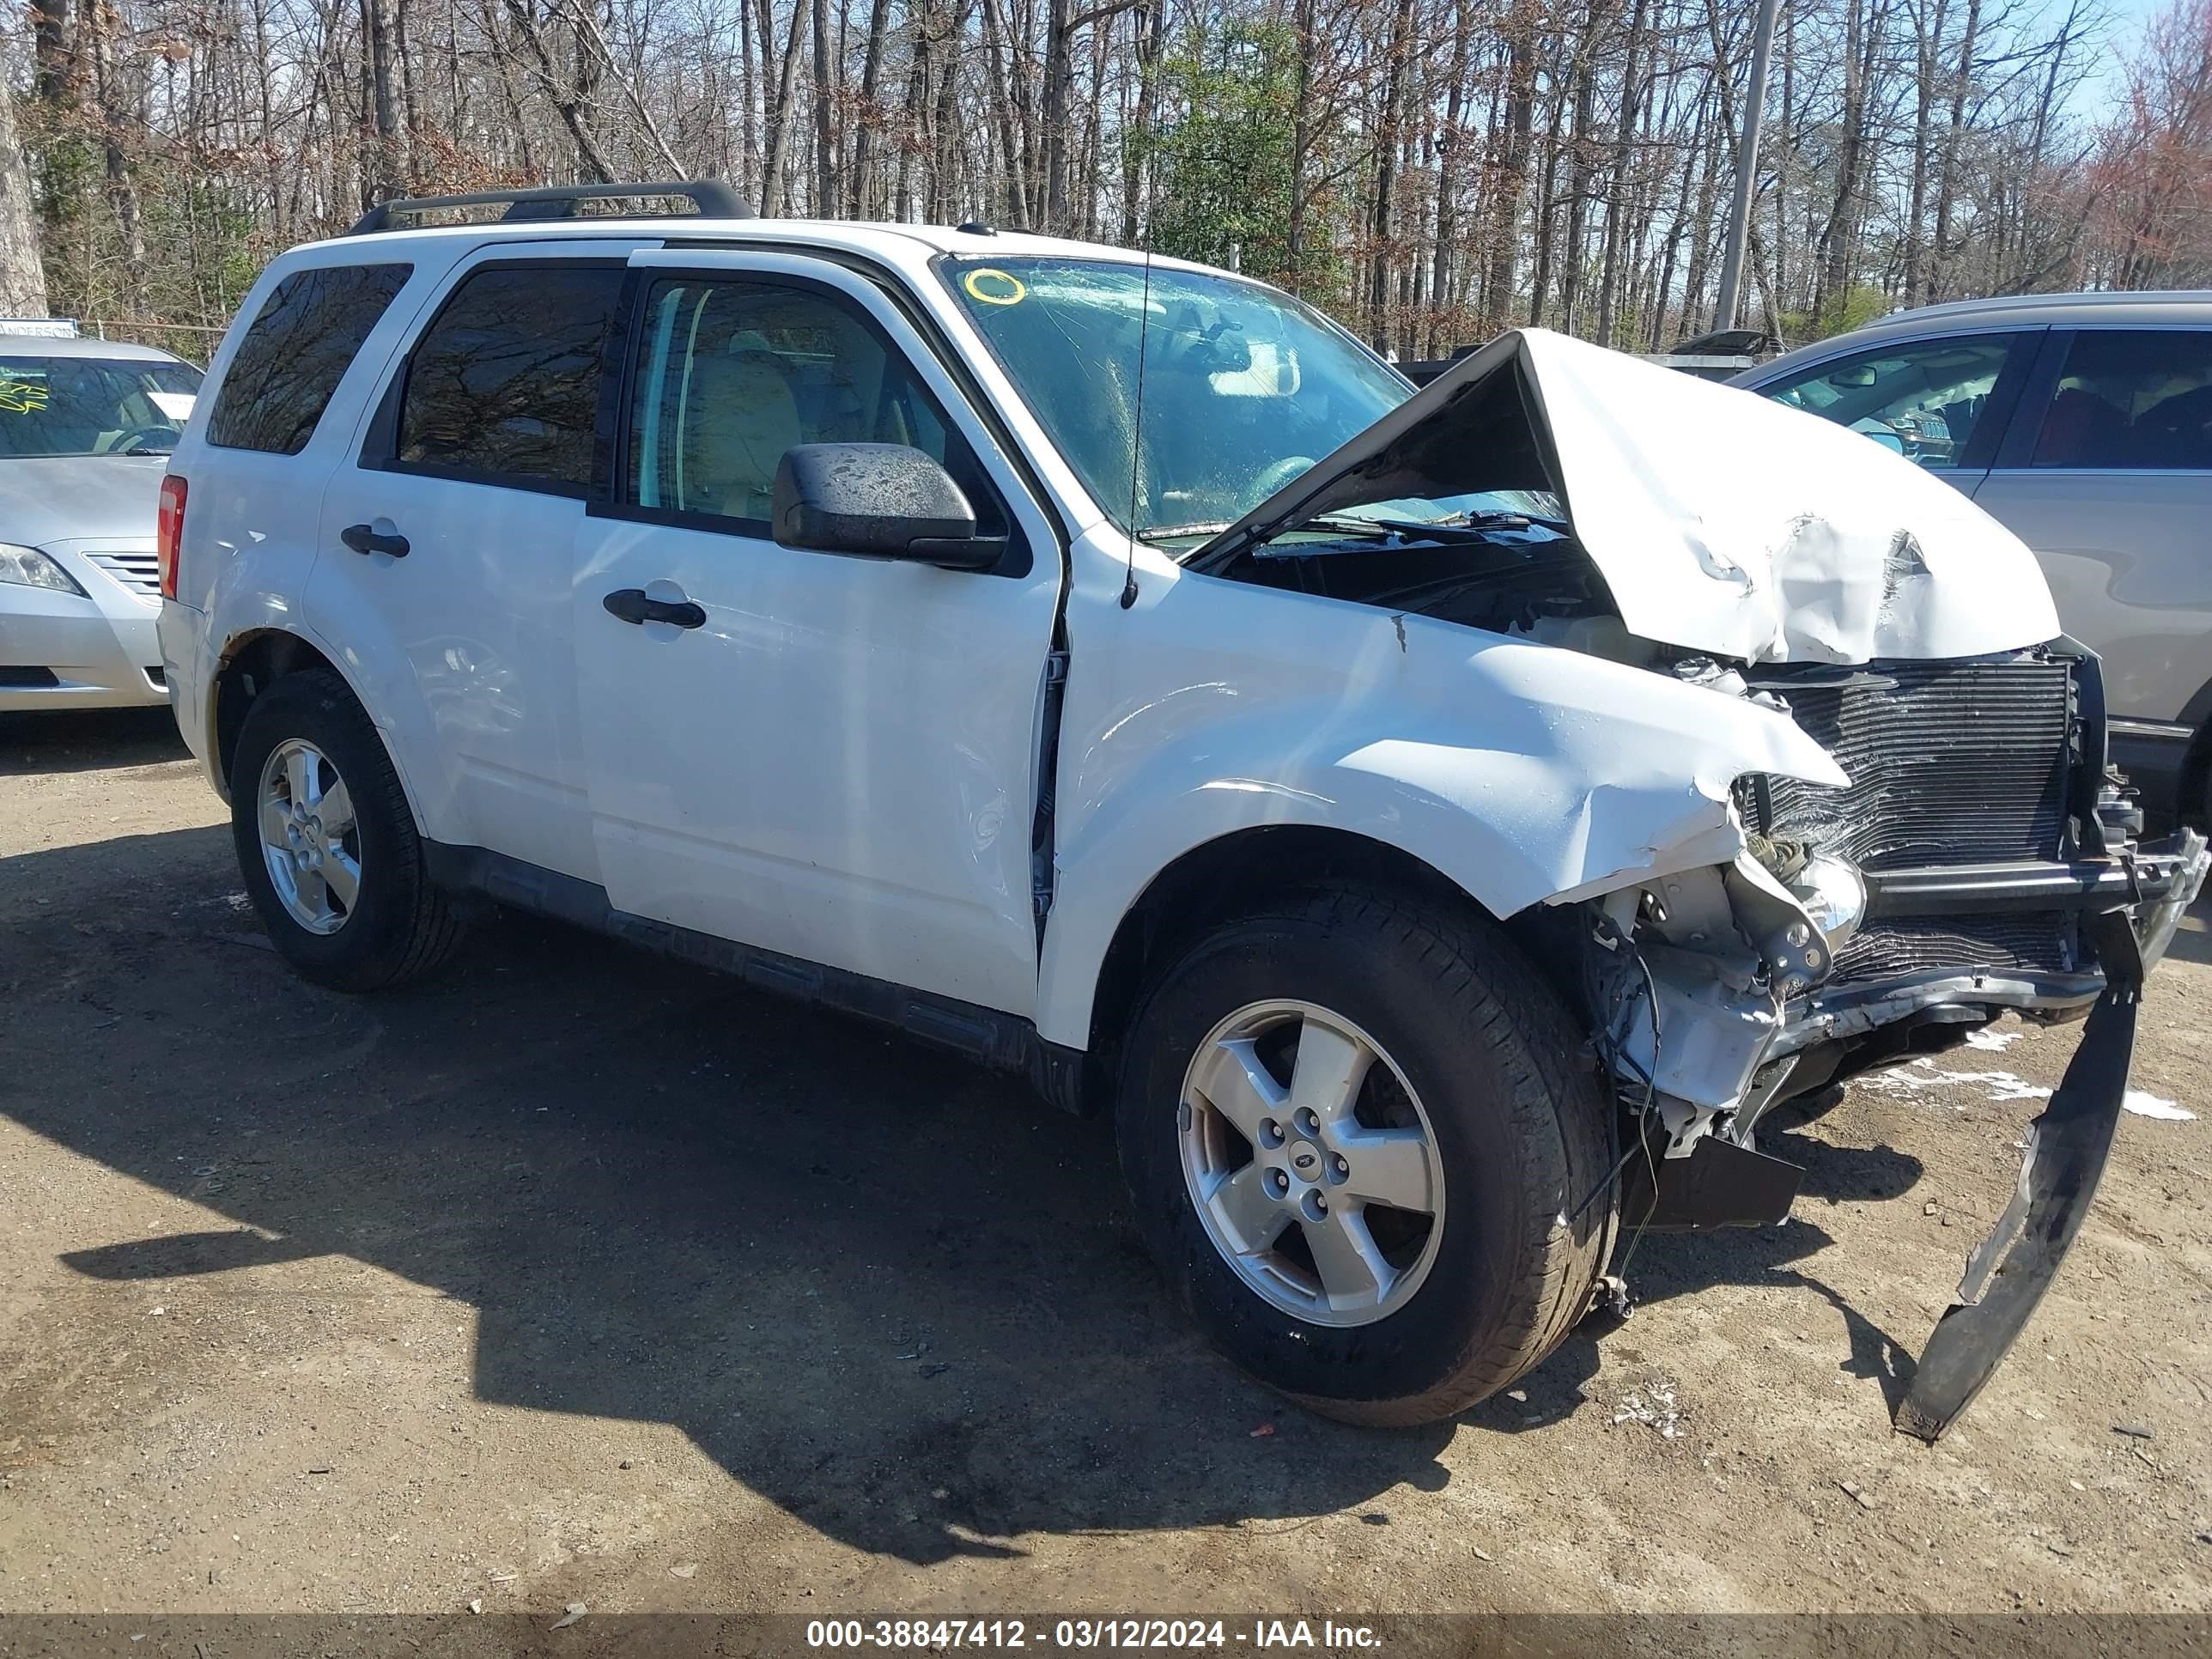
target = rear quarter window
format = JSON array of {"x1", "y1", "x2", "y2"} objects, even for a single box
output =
[
  {"x1": 207, "y1": 263, "x2": 413, "y2": 455},
  {"x1": 2027, "y1": 329, "x2": 2212, "y2": 470}
]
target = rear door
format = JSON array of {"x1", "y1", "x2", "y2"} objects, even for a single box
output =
[
  {"x1": 307, "y1": 245, "x2": 634, "y2": 881},
  {"x1": 570, "y1": 249, "x2": 1064, "y2": 1016},
  {"x1": 1970, "y1": 325, "x2": 2212, "y2": 725}
]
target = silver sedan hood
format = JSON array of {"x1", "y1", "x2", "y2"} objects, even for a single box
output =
[
  {"x1": 0, "y1": 454, "x2": 171, "y2": 550},
  {"x1": 1193, "y1": 327, "x2": 2060, "y2": 665}
]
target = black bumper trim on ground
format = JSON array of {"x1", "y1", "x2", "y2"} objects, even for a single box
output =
[{"x1": 1894, "y1": 907, "x2": 2148, "y2": 1443}]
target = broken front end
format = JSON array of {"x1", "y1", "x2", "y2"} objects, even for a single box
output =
[
  {"x1": 1581, "y1": 641, "x2": 2204, "y2": 1440},
  {"x1": 1187, "y1": 325, "x2": 2208, "y2": 1437}
]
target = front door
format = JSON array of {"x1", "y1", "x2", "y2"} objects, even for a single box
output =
[{"x1": 571, "y1": 251, "x2": 1064, "y2": 1017}]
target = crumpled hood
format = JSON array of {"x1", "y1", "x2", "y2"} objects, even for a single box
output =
[
  {"x1": 0, "y1": 454, "x2": 171, "y2": 550},
  {"x1": 1194, "y1": 326, "x2": 2060, "y2": 665}
]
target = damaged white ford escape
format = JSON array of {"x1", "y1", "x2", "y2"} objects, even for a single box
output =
[{"x1": 158, "y1": 184, "x2": 2207, "y2": 1438}]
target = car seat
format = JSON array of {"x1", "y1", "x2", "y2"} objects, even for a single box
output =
[
  {"x1": 2033, "y1": 385, "x2": 2130, "y2": 467},
  {"x1": 679, "y1": 339, "x2": 803, "y2": 520}
]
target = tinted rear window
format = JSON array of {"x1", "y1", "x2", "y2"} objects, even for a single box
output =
[
  {"x1": 208, "y1": 263, "x2": 412, "y2": 454},
  {"x1": 2029, "y1": 329, "x2": 2212, "y2": 470},
  {"x1": 394, "y1": 264, "x2": 623, "y2": 491}
]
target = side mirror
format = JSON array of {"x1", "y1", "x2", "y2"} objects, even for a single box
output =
[{"x1": 771, "y1": 443, "x2": 1006, "y2": 571}]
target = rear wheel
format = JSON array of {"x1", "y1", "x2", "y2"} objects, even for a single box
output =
[
  {"x1": 1115, "y1": 884, "x2": 1616, "y2": 1425},
  {"x1": 229, "y1": 670, "x2": 466, "y2": 991}
]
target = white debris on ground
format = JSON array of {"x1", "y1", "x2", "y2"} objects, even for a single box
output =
[
  {"x1": 1964, "y1": 1028, "x2": 2025, "y2": 1052},
  {"x1": 1612, "y1": 1380, "x2": 1683, "y2": 1439},
  {"x1": 2123, "y1": 1091, "x2": 2195, "y2": 1121},
  {"x1": 1860, "y1": 1056, "x2": 2195, "y2": 1121},
  {"x1": 1863, "y1": 1057, "x2": 2052, "y2": 1103}
]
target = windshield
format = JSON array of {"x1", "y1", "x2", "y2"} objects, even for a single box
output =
[
  {"x1": 941, "y1": 256, "x2": 1410, "y2": 538},
  {"x1": 0, "y1": 356, "x2": 203, "y2": 458}
]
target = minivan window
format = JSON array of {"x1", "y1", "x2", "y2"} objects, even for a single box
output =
[
  {"x1": 208, "y1": 263, "x2": 411, "y2": 454},
  {"x1": 0, "y1": 356, "x2": 203, "y2": 458},
  {"x1": 1762, "y1": 333, "x2": 2016, "y2": 469},
  {"x1": 2028, "y1": 329, "x2": 2212, "y2": 470},
  {"x1": 627, "y1": 276, "x2": 1003, "y2": 534},
  {"x1": 396, "y1": 264, "x2": 623, "y2": 491}
]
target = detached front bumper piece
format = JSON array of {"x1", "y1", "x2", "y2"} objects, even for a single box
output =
[{"x1": 1895, "y1": 830, "x2": 2209, "y2": 1441}]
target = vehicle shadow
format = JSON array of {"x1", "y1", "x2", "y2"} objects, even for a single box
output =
[
  {"x1": 0, "y1": 706, "x2": 189, "y2": 775},
  {"x1": 5, "y1": 824, "x2": 1921, "y2": 1561}
]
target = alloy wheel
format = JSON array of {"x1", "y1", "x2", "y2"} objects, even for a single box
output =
[
  {"x1": 257, "y1": 738, "x2": 362, "y2": 935},
  {"x1": 1177, "y1": 1000, "x2": 1446, "y2": 1327}
]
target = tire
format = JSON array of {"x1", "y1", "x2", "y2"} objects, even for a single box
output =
[
  {"x1": 1115, "y1": 883, "x2": 1616, "y2": 1426},
  {"x1": 228, "y1": 668, "x2": 466, "y2": 992}
]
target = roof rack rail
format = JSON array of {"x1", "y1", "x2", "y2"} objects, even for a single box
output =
[{"x1": 345, "y1": 179, "x2": 752, "y2": 237}]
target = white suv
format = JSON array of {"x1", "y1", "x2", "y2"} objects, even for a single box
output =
[{"x1": 158, "y1": 183, "x2": 2205, "y2": 1438}]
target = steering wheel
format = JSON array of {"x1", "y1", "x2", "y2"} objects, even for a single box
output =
[
  {"x1": 1248, "y1": 454, "x2": 1318, "y2": 507},
  {"x1": 110, "y1": 425, "x2": 183, "y2": 455}
]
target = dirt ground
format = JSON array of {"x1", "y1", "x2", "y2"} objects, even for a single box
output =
[{"x1": 2, "y1": 706, "x2": 2208, "y2": 1623}]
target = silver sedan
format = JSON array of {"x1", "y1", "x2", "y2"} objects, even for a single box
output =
[{"x1": 0, "y1": 334, "x2": 203, "y2": 712}]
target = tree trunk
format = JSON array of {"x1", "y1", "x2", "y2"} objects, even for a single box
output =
[
  {"x1": 1366, "y1": 0, "x2": 1416, "y2": 350},
  {"x1": 762, "y1": 0, "x2": 812, "y2": 216},
  {"x1": 851, "y1": 0, "x2": 893, "y2": 215},
  {"x1": 1929, "y1": 0, "x2": 1981, "y2": 301},
  {"x1": 1483, "y1": 15, "x2": 1538, "y2": 327},
  {"x1": 0, "y1": 83, "x2": 51, "y2": 316},
  {"x1": 1041, "y1": 0, "x2": 1071, "y2": 230},
  {"x1": 1285, "y1": 0, "x2": 1318, "y2": 283},
  {"x1": 364, "y1": 0, "x2": 407, "y2": 198},
  {"x1": 83, "y1": 0, "x2": 145, "y2": 311},
  {"x1": 1428, "y1": 0, "x2": 1473, "y2": 343},
  {"x1": 813, "y1": 0, "x2": 837, "y2": 213}
]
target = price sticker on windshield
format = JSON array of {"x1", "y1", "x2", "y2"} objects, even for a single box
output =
[{"x1": 962, "y1": 268, "x2": 1027, "y2": 307}]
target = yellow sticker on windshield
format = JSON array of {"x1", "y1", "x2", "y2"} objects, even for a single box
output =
[
  {"x1": 962, "y1": 268, "x2": 1026, "y2": 307},
  {"x1": 0, "y1": 378, "x2": 48, "y2": 414}
]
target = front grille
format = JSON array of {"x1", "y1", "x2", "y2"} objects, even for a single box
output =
[
  {"x1": 86, "y1": 550, "x2": 161, "y2": 599},
  {"x1": 1741, "y1": 652, "x2": 2082, "y2": 988},
  {"x1": 1744, "y1": 655, "x2": 2074, "y2": 870},
  {"x1": 1833, "y1": 914, "x2": 2078, "y2": 984},
  {"x1": 0, "y1": 666, "x2": 60, "y2": 688}
]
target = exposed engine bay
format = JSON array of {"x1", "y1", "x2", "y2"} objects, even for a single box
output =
[{"x1": 1223, "y1": 525, "x2": 1632, "y2": 649}]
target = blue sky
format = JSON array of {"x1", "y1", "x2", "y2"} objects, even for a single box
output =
[{"x1": 2071, "y1": 0, "x2": 2166, "y2": 116}]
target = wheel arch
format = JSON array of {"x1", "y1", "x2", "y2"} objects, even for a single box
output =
[
  {"x1": 212, "y1": 629, "x2": 430, "y2": 837},
  {"x1": 1051, "y1": 823, "x2": 1500, "y2": 1108}
]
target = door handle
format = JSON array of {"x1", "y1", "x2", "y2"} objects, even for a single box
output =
[
  {"x1": 603, "y1": 586, "x2": 707, "y2": 629},
  {"x1": 340, "y1": 522, "x2": 410, "y2": 558}
]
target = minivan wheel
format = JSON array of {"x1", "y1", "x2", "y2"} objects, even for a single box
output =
[
  {"x1": 229, "y1": 670, "x2": 466, "y2": 991},
  {"x1": 1115, "y1": 884, "x2": 1616, "y2": 1426}
]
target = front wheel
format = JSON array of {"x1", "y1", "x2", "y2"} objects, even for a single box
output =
[{"x1": 1115, "y1": 884, "x2": 1615, "y2": 1425}]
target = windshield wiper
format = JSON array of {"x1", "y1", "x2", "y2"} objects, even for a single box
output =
[
  {"x1": 1278, "y1": 511, "x2": 1571, "y2": 544},
  {"x1": 1135, "y1": 521, "x2": 1232, "y2": 544}
]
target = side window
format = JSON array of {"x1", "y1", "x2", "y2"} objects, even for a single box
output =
[
  {"x1": 1764, "y1": 333, "x2": 2016, "y2": 470},
  {"x1": 625, "y1": 276, "x2": 1003, "y2": 533},
  {"x1": 208, "y1": 263, "x2": 412, "y2": 454},
  {"x1": 394, "y1": 264, "x2": 623, "y2": 491},
  {"x1": 2027, "y1": 330, "x2": 2212, "y2": 471}
]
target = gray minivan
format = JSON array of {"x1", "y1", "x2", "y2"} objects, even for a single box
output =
[{"x1": 1735, "y1": 293, "x2": 2212, "y2": 823}]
